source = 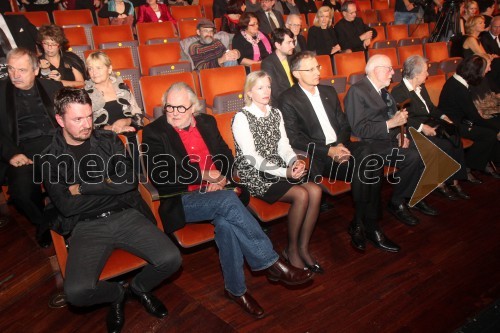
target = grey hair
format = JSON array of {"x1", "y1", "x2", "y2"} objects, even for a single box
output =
[
  {"x1": 285, "y1": 13, "x2": 301, "y2": 25},
  {"x1": 402, "y1": 55, "x2": 428, "y2": 80},
  {"x1": 7, "y1": 48, "x2": 39, "y2": 70},
  {"x1": 162, "y1": 82, "x2": 202, "y2": 115},
  {"x1": 365, "y1": 54, "x2": 389, "y2": 75}
]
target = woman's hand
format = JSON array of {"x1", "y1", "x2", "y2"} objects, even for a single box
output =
[
  {"x1": 287, "y1": 159, "x2": 307, "y2": 179},
  {"x1": 48, "y1": 70, "x2": 62, "y2": 81},
  {"x1": 110, "y1": 118, "x2": 135, "y2": 133}
]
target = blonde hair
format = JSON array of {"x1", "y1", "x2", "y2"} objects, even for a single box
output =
[
  {"x1": 465, "y1": 15, "x2": 484, "y2": 35},
  {"x1": 243, "y1": 71, "x2": 272, "y2": 106},
  {"x1": 85, "y1": 51, "x2": 112, "y2": 68},
  {"x1": 313, "y1": 6, "x2": 333, "y2": 27}
]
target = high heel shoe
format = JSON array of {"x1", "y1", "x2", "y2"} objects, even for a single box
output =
[
  {"x1": 281, "y1": 250, "x2": 290, "y2": 263},
  {"x1": 304, "y1": 262, "x2": 325, "y2": 274}
]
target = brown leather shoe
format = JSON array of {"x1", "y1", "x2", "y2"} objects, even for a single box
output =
[
  {"x1": 266, "y1": 258, "x2": 313, "y2": 285},
  {"x1": 224, "y1": 290, "x2": 264, "y2": 318}
]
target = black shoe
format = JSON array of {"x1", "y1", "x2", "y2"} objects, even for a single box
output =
[
  {"x1": 107, "y1": 291, "x2": 126, "y2": 333},
  {"x1": 129, "y1": 288, "x2": 168, "y2": 318},
  {"x1": 412, "y1": 201, "x2": 439, "y2": 216},
  {"x1": 484, "y1": 166, "x2": 500, "y2": 179},
  {"x1": 365, "y1": 230, "x2": 400, "y2": 253},
  {"x1": 319, "y1": 200, "x2": 335, "y2": 212},
  {"x1": 36, "y1": 229, "x2": 52, "y2": 248},
  {"x1": 304, "y1": 262, "x2": 325, "y2": 274},
  {"x1": 387, "y1": 202, "x2": 419, "y2": 226},
  {"x1": 449, "y1": 184, "x2": 470, "y2": 199},
  {"x1": 435, "y1": 185, "x2": 459, "y2": 201},
  {"x1": 348, "y1": 221, "x2": 366, "y2": 251},
  {"x1": 467, "y1": 171, "x2": 482, "y2": 184}
]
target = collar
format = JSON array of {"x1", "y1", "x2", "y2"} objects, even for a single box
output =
[
  {"x1": 16, "y1": 84, "x2": 37, "y2": 97},
  {"x1": 489, "y1": 31, "x2": 497, "y2": 39},
  {"x1": 173, "y1": 116, "x2": 197, "y2": 133},
  {"x1": 453, "y1": 73, "x2": 469, "y2": 88},
  {"x1": 403, "y1": 77, "x2": 421, "y2": 93},
  {"x1": 298, "y1": 83, "x2": 319, "y2": 98},
  {"x1": 243, "y1": 103, "x2": 271, "y2": 117},
  {"x1": 367, "y1": 76, "x2": 384, "y2": 94}
]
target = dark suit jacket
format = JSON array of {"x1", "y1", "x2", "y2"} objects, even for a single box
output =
[
  {"x1": 0, "y1": 78, "x2": 63, "y2": 162},
  {"x1": 142, "y1": 113, "x2": 235, "y2": 233},
  {"x1": 480, "y1": 31, "x2": 500, "y2": 55},
  {"x1": 344, "y1": 77, "x2": 399, "y2": 143},
  {"x1": 261, "y1": 52, "x2": 292, "y2": 105},
  {"x1": 278, "y1": 84, "x2": 351, "y2": 172},
  {"x1": 2, "y1": 14, "x2": 39, "y2": 52},
  {"x1": 391, "y1": 81, "x2": 443, "y2": 130},
  {"x1": 255, "y1": 9, "x2": 285, "y2": 36},
  {"x1": 295, "y1": 34, "x2": 307, "y2": 52},
  {"x1": 334, "y1": 17, "x2": 376, "y2": 52}
]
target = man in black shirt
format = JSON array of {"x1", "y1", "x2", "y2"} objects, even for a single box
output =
[
  {"x1": 0, "y1": 48, "x2": 62, "y2": 247},
  {"x1": 334, "y1": 1, "x2": 377, "y2": 53},
  {"x1": 40, "y1": 87, "x2": 182, "y2": 333}
]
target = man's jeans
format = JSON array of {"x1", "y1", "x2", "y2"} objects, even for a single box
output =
[
  {"x1": 394, "y1": 11, "x2": 418, "y2": 25},
  {"x1": 182, "y1": 190, "x2": 279, "y2": 296}
]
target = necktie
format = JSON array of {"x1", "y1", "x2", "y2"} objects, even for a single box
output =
[
  {"x1": 268, "y1": 12, "x2": 278, "y2": 30},
  {"x1": 0, "y1": 27, "x2": 12, "y2": 59},
  {"x1": 380, "y1": 88, "x2": 396, "y2": 118}
]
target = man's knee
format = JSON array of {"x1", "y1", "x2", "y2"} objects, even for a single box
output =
[
  {"x1": 157, "y1": 246, "x2": 182, "y2": 273},
  {"x1": 64, "y1": 281, "x2": 95, "y2": 307}
]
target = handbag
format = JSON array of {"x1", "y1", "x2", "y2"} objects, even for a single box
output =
[
  {"x1": 425, "y1": 117, "x2": 461, "y2": 147},
  {"x1": 109, "y1": 15, "x2": 134, "y2": 26}
]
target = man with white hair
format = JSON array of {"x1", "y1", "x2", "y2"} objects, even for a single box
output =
[
  {"x1": 345, "y1": 54, "x2": 439, "y2": 227},
  {"x1": 285, "y1": 14, "x2": 307, "y2": 52}
]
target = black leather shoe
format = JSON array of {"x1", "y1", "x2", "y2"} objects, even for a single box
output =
[
  {"x1": 449, "y1": 184, "x2": 470, "y2": 199},
  {"x1": 129, "y1": 289, "x2": 168, "y2": 318},
  {"x1": 266, "y1": 258, "x2": 313, "y2": 285},
  {"x1": 348, "y1": 221, "x2": 366, "y2": 251},
  {"x1": 107, "y1": 292, "x2": 126, "y2": 333},
  {"x1": 435, "y1": 185, "x2": 459, "y2": 201},
  {"x1": 36, "y1": 229, "x2": 52, "y2": 248},
  {"x1": 412, "y1": 201, "x2": 439, "y2": 216},
  {"x1": 484, "y1": 166, "x2": 500, "y2": 179},
  {"x1": 365, "y1": 230, "x2": 400, "y2": 253},
  {"x1": 224, "y1": 290, "x2": 264, "y2": 318},
  {"x1": 387, "y1": 202, "x2": 419, "y2": 226},
  {"x1": 304, "y1": 262, "x2": 325, "y2": 274},
  {"x1": 467, "y1": 171, "x2": 482, "y2": 184}
]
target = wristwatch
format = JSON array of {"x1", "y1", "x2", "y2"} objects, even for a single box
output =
[{"x1": 78, "y1": 184, "x2": 83, "y2": 195}]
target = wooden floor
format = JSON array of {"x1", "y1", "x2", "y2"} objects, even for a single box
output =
[{"x1": 0, "y1": 176, "x2": 499, "y2": 333}]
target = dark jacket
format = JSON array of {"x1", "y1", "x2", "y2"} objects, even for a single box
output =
[
  {"x1": 142, "y1": 113, "x2": 235, "y2": 233},
  {"x1": 334, "y1": 17, "x2": 376, "y2": 52},
  {"x1": 41, "y1": 129, "x2": 155, "y2": 235},
  {"x1": 391, "y1": 81, "x2": 443, "y2": 130},
  {"x1": 480, "y1": 31, "x2": 500, "y2": 55},
  {"x1": 261, "y1": 52, "x2": 292, "y2": 105},
  {"x1": 2, "y1": 14, "x2": 39, "y2": 52},
  {"x1": 306, "y1": 25, "x2": 339, "y2": 55},
  {"x1": 255, "y1": 9, "x2": 285, "y2": 36}
]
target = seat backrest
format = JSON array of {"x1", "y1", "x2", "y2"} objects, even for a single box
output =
[
  {"x1": 371, "y1": 24, "x2": 387, "y2": 43},
  {"x1": 199, "y1": 66, "x2": 247, "y2": 107},
  {"x1": 136, "y1": 21, "x2": 178, "y2": 45},
  {"x1": 4, "y1": 11, "x2": 50, "y2": 27},
  {"x1": 138, "y1": 43, "x2": 183, "y2": 76},
  {"x1": 439, "y1": 57, "x2": 462, "y2": 75},
  {"x1": 373, "y1": 39, "x2": 397, "y2": 49},
  {"x1": 316, "y1": 55, "x2": 334, "y2": 78},
  {"x1": 424, "y1": 41, "x2": 449, "y2": 62},
  {"x1": 250, "y1": 62, "x2": 262, "y2": 72},
  {"x1": 368, "y1": 47, "x2": 398, "y2": 68},
  {"x1": 333, "y1": 51, "x2": 366, "y2": 76},
  {"x1": 424, "y1": 74, "x2": 446, "y2": 106},
  {"x1": 357, "y1": 0, "x2": 372, "y2": 11},
  {"x1": 397, "y1": 37, "x2": 423, "y2": 47},
  {"x1": 397, "y1": 44, "x2": 423, "y2": 65},
  {"x1": 387, "y1": 24, "x2": 409, "y2": 41},
  {"x1": 53, "y1": 9, "x2": 94, "y2": 25},
  {"x1": 67, "y1": 45, "x2": 91, "y2": 63},
  {"x1": 170, "y1": 5, "x2": 204, "y2": 20},
  {"x1": 100, "y1": 41, "x2": 140, "y2": 68},
  {"x1": 333, "y1": 11, "x2": 343, "y2": 24},
  {"x1": 178, "y1": 19, "x2": 199, "y2": 39},
  {"x1": 372, "y1": 0, "x2": 389, "y2": 10},
  {"x1": 408, "y1": 23, "x2": 430, "y2": 39},
  {"x1": 91, "y1": 25, "x2": 134, "y2": 48},
  {"x1": 213, "y1": 111, "x2": 237, "y2": 155},
  {"x1": 140, "y1": 73, "x2": 198, "y2": 117},
  {"x1": 84, "y1": 47, "x2": 135, "y2": 70},
  {"x1": 359, "y1": 9, "x2": 379, "y2": 24},
  {"x1": 64, "y1": 26, "x2": 90, "y2": 46},
  {"x1": 378, "y1": 8, "x2": 395, "y2": 23}
]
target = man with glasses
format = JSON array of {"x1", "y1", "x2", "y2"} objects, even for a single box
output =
[
  {"x1": 279, "y1": 51, "x2": 400, "y2": 253},
  {"x1": 285, "y1": 14, "x2": 307, "y2": 52},
  {"x1": 345, "y1": 54, "x2": 439, "y2": 228},
  {"x1": 480, "y1": 15, "x2": 500, "y2": 55},
  {"x1": 261, "y1": 28, "x2": 296, "y2": 104},
  {"x1": 188, "y1": 18, "x2": 240, "y2": 70},
  {"x1": 333, "y1": 1, "x2": 377, "y2": 53},
  {"x1": 256, "y1": 0, "x2": 285, "y2": 35},
  {"x1": 142, "y1": 82, "x2": 313, "y2": 319}
]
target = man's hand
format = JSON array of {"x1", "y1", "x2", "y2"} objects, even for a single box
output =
[
  {"x1": 441, "y1": 115, "x2": 453, "y2": 124},
  {"x1": 9, "y1": 154, "x2": 33, "y2": 167},
  {"x1": 421, "y1": 124, "x2": 437, "y2": 136},
  {"x1": 327, "y1": 144, "x2": 351, "y2": 163},
  {"x1": 68, "y1": 184, "x2": 80, "y2": 196},
  {"x1": 363, "y1": 38, "x2": 371, "y2": 48},
  {"x1": 387, "y1": 110, "x2": 408, "y2": 129},
  {"x1": 219, "y1": 49, "x2": 239, "y2": 64},
  {"x1": 331, "y1": 44, "x2": 342, "y2": 54},
  {"x1": 110, "y1": 118, "x2": 135, "y2": 133},
  {"x1": 360, "y1": 31, "x2": 373, "y2": 41},
  {"x1": 397, "y1": 134, "x2": 410, "y2": 148}
]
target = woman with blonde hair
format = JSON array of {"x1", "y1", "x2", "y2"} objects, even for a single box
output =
[
  {"x1": 306, "y1": 6, "x2": 341, "y2": 56},
  {"x1": 460, "y1": 0, "x2": 479, "y2": 34},
  {"x1": 232, "y1": 71, "x2": 324, "y2": 273},
  {"x1": 463, "y1": 15, "x2": 498, "y2": 61}
]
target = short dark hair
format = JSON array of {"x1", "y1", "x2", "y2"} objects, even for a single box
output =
[
  {"x1": 478, "y1": 0, "x2": 494, "y2": 13},
  {"x1": 341, "y1": 1, "x2": 355, "y2": 12},
  {"x1": 37, "y1": 24, "x2": 69, "y2": 50},
  {"x1": 54, "y1": 88, "x2": 92, "y2": 116},
  {"x1": 239, "y1": 12, "x2": 258, "y2": 30},
  {"x1": 271, "y1": 28, "x2": 294, "y2": 45},
  {"x1": 290, "y1": 50, "x2": 316, "y2": 71},
  {"x1": 456, "y1": 55, "x2": 487, "y2": 86},
  {"x1": 226, "y1": 0, "x2": 245, "y2": 14}
]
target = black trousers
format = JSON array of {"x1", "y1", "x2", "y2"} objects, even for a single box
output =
[
  {"x1": 426, "y1": 135, "x2": 467, "y2": 181},
  {"x1": 458, "y1": 123, "x2": 499, "y2": 170}
]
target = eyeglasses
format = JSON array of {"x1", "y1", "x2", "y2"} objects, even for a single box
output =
[
  {"x1": 163, "y1": 104, "x2": 193, "y2": 113},
  {"x1": 42, "y1": 41, "x2": 59, "y2": 48},
  {"x1": 376, "y1": 65, "x2": 394, "y2": 72},
  {"x1": 287, "y1": 23, "x2": 301, "y2": 28},
  {"x1": 295, "y1": 65, "x2": 322, "y2": 73}
]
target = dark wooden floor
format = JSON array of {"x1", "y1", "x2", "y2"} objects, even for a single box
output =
[{"x1": 1, "y1": 176, "x2": 499, "y2": 333}]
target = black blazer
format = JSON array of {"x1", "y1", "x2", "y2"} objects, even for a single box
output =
[
  {"x1": 278, "y1": 84, "x2": 351, "y2": 171},
  {"x1": 142, "y1": 113, "x2": 235, "y2": 233},
  {"x1": 0, "y1": 78, "x2": 63, "y2": 162},
  {"x1": 261, "y1": 52, "x2": 292, "y2": 105},
  {"x1": 391, "y1": 81, "x2": 443, "y2": 130},
  {"x1": 480, "y1": 31, "x2": 500, "y2": 55},
  {"x1": 295, "y1": 34, "x2": 307, "y2": 52},
  {"x1": 255, "y1": 9, "x2": 285, "y2": 36},
  {"x1": 306, "y1": 26, "x2": 339, "y2": 56},
  {"x1": 334, "y1": 17, "x2": 376, "y2": 52},
  {"x1": 2, "y1": 14, "x2": 39, "y2": 52},
  {"x1": 345, "y1": 77, "x2": 399, "y2": 143}
]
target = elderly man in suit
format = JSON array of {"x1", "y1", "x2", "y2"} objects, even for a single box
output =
[
  {"x1": 285, "y1": 14, "x2": 307, "y2": 53},
  {"x1": 480, "y1": 15, "x2": 500, "y2": 55},
  {"x1": 279, "y1": 51, "x2": 400, "y2": 253},
  {"x1": 0, "y1": 48, "x2": 63, "y2": 247},
  {"x1": 345, "y1": 54, "x2": 439, "y2": 227},
  {"x1": 256, "y1": 0, "x2": 286, "y2": 36},
  {"x1": 261, "y1": 28, "x2": 296, "y2": 104}
]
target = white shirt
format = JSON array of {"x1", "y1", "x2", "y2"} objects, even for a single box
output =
[
  {"x1": 0, "y1": 14, "x2": 18, "y2": 50},
  {"x1": 453, "y1": 73, "x2": 469, "y2": 88},
  {"x1": 232, "y1": 103, "x2": 297, "y2": 178},
  {"x1": 403, "y1": 78, "x2": 428, "y2": 132},
  {"x1": 298, "y1": 84, "x2": 338, "y2": 144}
]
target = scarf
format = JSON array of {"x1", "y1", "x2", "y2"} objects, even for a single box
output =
[{"x1": 241, "y1": 30, "x2": 272, "y2": 61}]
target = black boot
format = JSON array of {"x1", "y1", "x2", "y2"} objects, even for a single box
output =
[
  {"x1": 348, "y1": 220, "x2": 366, "y2": 251},
  {"x1": 107, "y1": 288, "x2": 126, "y2": 333}
]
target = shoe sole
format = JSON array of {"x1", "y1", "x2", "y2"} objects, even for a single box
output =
[
  {"x1": 366, "y1": 238, "x2": 400, "y2": 253},
  {"x1": 267, "y1": 275, "x2": 313, "y2": 286},
  {"x1": 387, "y1": 208, "x2": 419, "y2": 226}
]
